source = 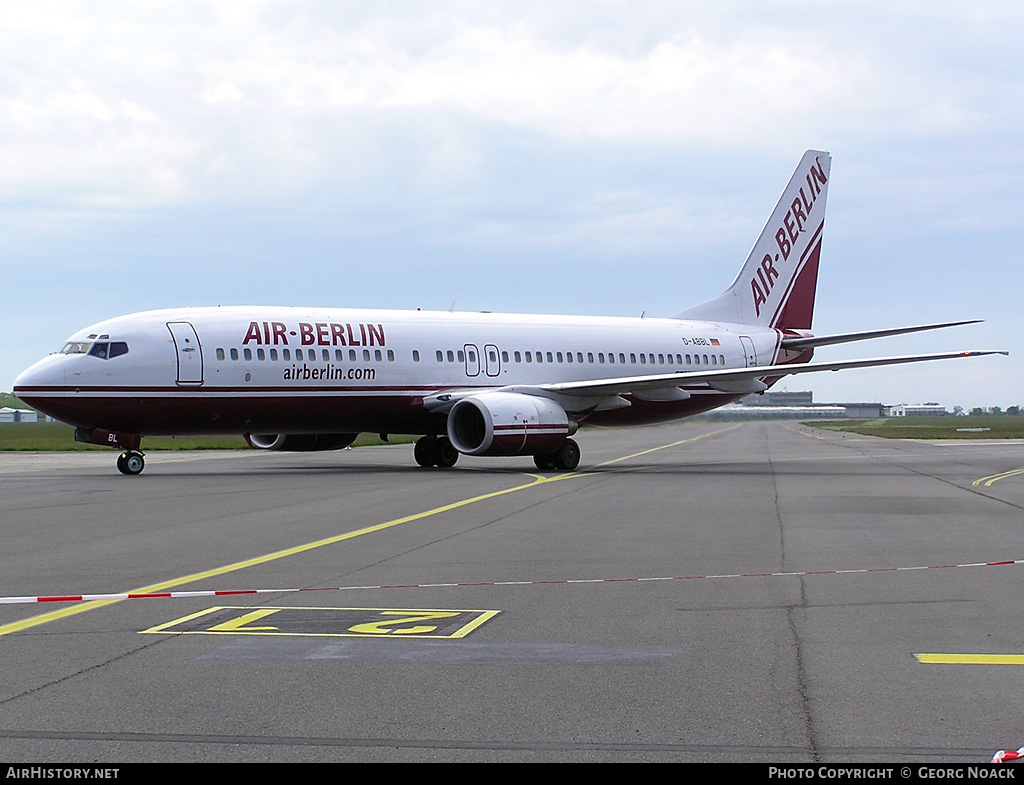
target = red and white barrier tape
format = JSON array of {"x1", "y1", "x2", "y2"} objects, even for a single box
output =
[
  {"x1": 2, "y1": 558, "x2": 1022, "y2": 606},
  {"x1": 992, "y1": 747, "x2": 1024, "y2": 763}
]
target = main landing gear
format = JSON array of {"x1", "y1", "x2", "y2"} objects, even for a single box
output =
[
  {"x1": 413, "y1": 435, "x2": 582, "y2": 472},
  {"x1": 533, "y1": 438, "x2": 581, "y2": 472},
  {"x1": 414, "y1": 435, "x2": 459, "y2": 468},
  {"x1": 115, "y1": 450, "x2": 146, "y2": 476}
]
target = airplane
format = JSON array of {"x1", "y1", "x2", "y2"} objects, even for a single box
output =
[{"x1": 13, "y1": 150, "x2": 1006, "y2": 475}]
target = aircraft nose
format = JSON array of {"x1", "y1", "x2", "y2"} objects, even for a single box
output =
[{"x1": 13, "y1": 354, "x2": 67, "y2": 397}]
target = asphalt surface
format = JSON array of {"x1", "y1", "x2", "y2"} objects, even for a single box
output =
[{"x1": 1, "y1": 421, "x2": 1023, "y2": 763}]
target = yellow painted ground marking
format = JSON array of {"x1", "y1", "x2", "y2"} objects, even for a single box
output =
[
  {"x1": 916, "y1": 653, "x2": 1024, "y2": 665},
  {"x1": 589, "y1": 424, "x2": 742, "y2": 469},
  {"x1": 141, "y1": 606, "x2": 499, "y2": 639},
  {"x1": 0, "y1": 425, "x2": 736, "y2": 637},
  {"x1": 348, "y1": 611, "x2": 460, "y2": 636},
  {"x1": 206, "y1": 608, "x2": 281, "y2": 633},
  {"x1": 972, "y1": 468, "x2": 1024, "y2": 487}
]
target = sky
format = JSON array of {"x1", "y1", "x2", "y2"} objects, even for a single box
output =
[{"x1": 2, "y1": 1, "x2": 1021, "y2": 409}]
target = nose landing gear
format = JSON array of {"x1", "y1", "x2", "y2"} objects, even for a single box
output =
[
  {"x1": 115, "y1": 451, "x2": 146, "y2": 475},
  {"x1": 74, "y1": 428, "x2": 145, "y2": 475}
]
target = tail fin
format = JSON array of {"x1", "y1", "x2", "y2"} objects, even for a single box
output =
[{"x1": 674, "y1": 150, "x2": 831, "y2": 330}]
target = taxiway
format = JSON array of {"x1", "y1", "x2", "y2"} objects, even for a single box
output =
[{"x1": 1, "y1": 421, "x2": 1022, "y2": 762}]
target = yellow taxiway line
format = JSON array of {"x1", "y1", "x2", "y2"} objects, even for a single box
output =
[
  {"x1": 916, "y1": 654, "x2": 1024, "y2": 665},
  {"x1": 972, "y1": 468, "x2": 1024, "y2": 487},
  {"x1": 0, "y1": 425, "x2": 736, "y2": 637}
]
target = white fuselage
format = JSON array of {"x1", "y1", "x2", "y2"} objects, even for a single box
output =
[{"x1": 14, "y1": 306, "x2": 786, "y2": 436}]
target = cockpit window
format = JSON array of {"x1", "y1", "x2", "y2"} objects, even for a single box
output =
[
  {"x1": 88, "y1": 342, "x2": 109, "y2": 359},
  {"x1": 63, "y1": 341, "x2": 129, "y2": 359}
]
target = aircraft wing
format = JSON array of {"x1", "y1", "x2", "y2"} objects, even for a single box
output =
[
  {"x1": 539, "y1": 350, "x2": 1007, "y2": 399},
  {"x1": 421, "y1": 350, "x2": 1006, "y2": 413}
]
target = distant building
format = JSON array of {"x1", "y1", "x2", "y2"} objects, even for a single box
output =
[
  {"x1": 737, "y1": 391, "x2": 884, "y2": 419},
  {"x1": 891, "y1": 404, "x2": 947, "y2": 417},
  {"x1": 830, "y1": 402, "x2": 884, "y2": 418},
  {"x1": 740, "y1": 391, "x2": 814, "y2": 407},
  {"x1": 700, "y1": 404, "x2": 847, "y2": 420},
  {"x1": 0, "y1": 407, "x2": 40, "y2": 423}
]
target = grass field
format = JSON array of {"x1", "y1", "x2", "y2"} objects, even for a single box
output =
[
  {"x1": 809, "y1": 416, "x2": 1024, "y2": 439},
  {"x1": 4, "y1": 417, "x2": 1022, "y2": 451},
  {"x1": 0, "y1": 423, "x2": 412, "y2": 451}
]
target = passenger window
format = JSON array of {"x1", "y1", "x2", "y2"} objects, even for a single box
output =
[
  {"x1": 323, "y1": 349, "x2": 330, "y2": 361},
  {"x1": 349, "y1": 349, "x2": 356, "y2": 361},
  {"x1": 413, "y1": 350, "x2": 420, "y2": 362},
  {"x1": 363, "y1": 349, "x2": 371, "y2": 361},
  {"x1": 282, "y1": 348, "x2": 290, "y2": 361},
  {"x1": 525, "y1": 352, "x2": 532, "y2": 363},
  {"x1": 374, "y1": 349, "x2": 382, "y2": 361},
  {"x1": 546, "y1": 352, "x2": 553, "y2": 363},
  {"x1": 230, "y1": 348, "x2": 239, "y2": 360},
  {"x1": 257, "y1": 348, "x2": 265, "y2": 361},
  {"x1": 216, "y1": 348, "x2": 225, "y2": 361},
  {"x1": 387, "y1": 350, "x2": 394, "y2": 361},
  {"x1": 270, "y1": 348, "x2": 278, "y2": 361},
  {"x1": 243, "y1": 348, "x2": 252, "y2": 361},
  {"x1": 436, "y1": 350, "x2": 443, "y2": 362},
  {"x1": 514, "y1": 351, "x2": 522, "y2": 363},
  {"x1": 336, "y1": 349, "x2": 343, "y2": 361}
]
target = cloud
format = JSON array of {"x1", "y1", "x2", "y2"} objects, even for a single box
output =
[{"x1": 5, "y1": 2, "x2": 1017, "y2": 212}]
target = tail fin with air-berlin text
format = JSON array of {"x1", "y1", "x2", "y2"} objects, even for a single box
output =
[{"x1": 674, "y1": 150, "x2": 831, "y2": 331}]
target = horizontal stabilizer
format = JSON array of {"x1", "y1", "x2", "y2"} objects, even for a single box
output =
[{"x1": 780, "y1": 320, "x2": 983, "y2": 351}]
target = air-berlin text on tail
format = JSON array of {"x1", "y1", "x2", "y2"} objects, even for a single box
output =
[
  {"x1": 751, "y1": 157, "x2": 827, "y2": 317},
  {"x1": 242, "y1": 321, "x2": 387, "y2": 347}
]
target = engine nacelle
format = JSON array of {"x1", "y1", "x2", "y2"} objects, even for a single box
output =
[
  {"x1": 447, "y1": 393, "x2": 574, "y2": 456},
  {"x1": 246, "y1": 433, "x2": 358, "y2": 451}
]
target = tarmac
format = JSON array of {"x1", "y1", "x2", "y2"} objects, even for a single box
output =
[{"x1": 1, "y1": 420, "x2": 1023, "y2": 762}]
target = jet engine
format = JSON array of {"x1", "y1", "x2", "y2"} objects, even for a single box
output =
[
  {"x1": 245, "y1": 433, "x2": 358, "y2": 451},
  {"x1": 447, "y1": 392, "x2": 575, "y2": 456}
]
